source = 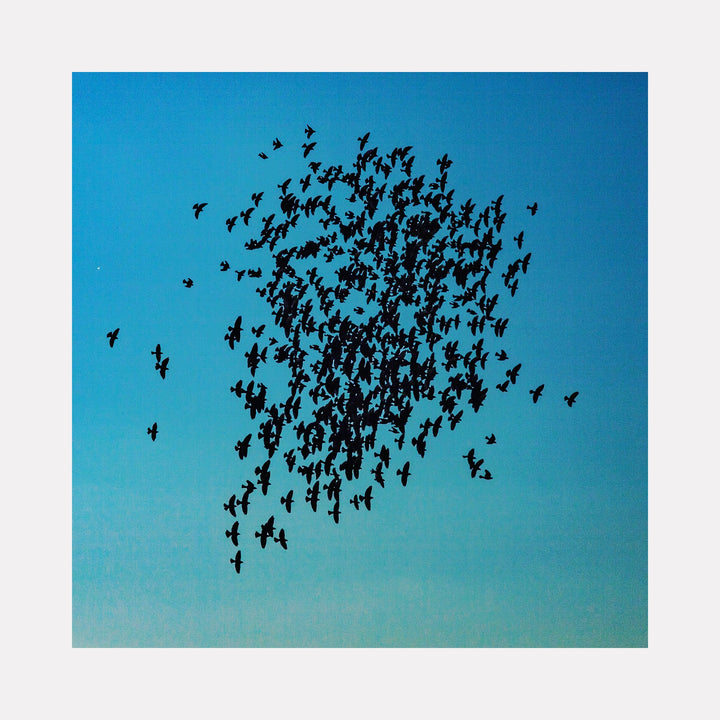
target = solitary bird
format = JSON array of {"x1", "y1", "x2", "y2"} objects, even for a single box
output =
[
  {"x1": 192, "y1": 202, "x2": 207, "y2": 218},
  {"x1": 564, "y1": 391, "x2": 579, "y2": 407},
  {"x1": 258, "y1": 151, "x2": 268, "y2": 159},
  {"x1": 530, "y1": 384, "x2": 544, "y2": 403},
  {"x1": 106, "y1": 328, "x2": 119, "y2": 347},
  {"x1": 183, "y1": 278, "x2": 193, "y2": 287},
  {"x1": 305, "y1": 124, "x2": 315, "y2": 138},
  {"x1": 358, "y1": 132, "x2": 370, "y2": 150},
  {"x1": 220, "y1": 260, "x2": 230, "y2": 271},
  {"x1": 147, "y1": 422, "x2": 158, "y2": 441},
  {"x1": 527, "y1": 202, "x2": 538, "y2": 215},
  {"x1": 272, "y1": 138, "x2": 283, "y2": 150},
  {"x1": 485, "y1": 433, "x2": 496, "y2": 445},
  {"x1": 226, "y1": 216, "x2": 238, "y2": 232}
]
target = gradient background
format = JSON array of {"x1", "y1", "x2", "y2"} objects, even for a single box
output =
[{"x1": 72, "y1": 72, "x2": 647, "y2": 647}]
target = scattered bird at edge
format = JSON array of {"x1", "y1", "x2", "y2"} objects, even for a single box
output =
[
  {"x1": 193, "y1": 202, "x2": 207, "y2": 218},
  {"x1": 147, "y1": 422, "x2": 158, "y2": 441},
  {"x1": 564, "y1": 391, "x2": 579, "y2": 407},
  {"x1": 106, "y1": 328, "x2": 119, "y2": 347}
]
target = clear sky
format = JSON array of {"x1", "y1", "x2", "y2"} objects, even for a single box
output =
[{"x1": 72, "y1": 72, "x2": 646, "y2": 647}]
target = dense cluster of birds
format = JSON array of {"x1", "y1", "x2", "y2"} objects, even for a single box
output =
[{"x1": 107, "y1": 125, "x2": 579, "y2": 576}]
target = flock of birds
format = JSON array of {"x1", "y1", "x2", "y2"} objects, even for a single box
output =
[{"x1": 106, "y1": 125, "x2": 579, "y2": 576}]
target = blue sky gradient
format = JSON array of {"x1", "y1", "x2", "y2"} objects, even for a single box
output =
[{"x1": 72, "y1": 72, "x2": 646, "y2": 647}]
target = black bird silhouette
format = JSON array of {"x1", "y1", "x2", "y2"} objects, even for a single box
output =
[
  {"x1": 328, "y1": 499, "x2": 341, "y2": 524},
  {"x1": 258, "y1": 152, "x2": 268, "y2": 159},
  {"x1": 485, "y1": 433, "x2": 496, "y2": 445},
  {"x1": 274, "y1": 528, "x2": 288, "y2": 549},
  {"x1": 255, "y1": 515, "x2": 275, "y2": 548},
  {"x1": 251, "y1": 191, "x2": 264, "y2": 206},
  {"x1": 302, "y1": 142, "x2": 316, "y2": 157},
  {"x1": 155, "y1": 356, "x2": 169, "y2": 379},
  {"x1": 234, "y1": 433, "x2": 252, "y2": 459},
  {"x1": 360, "y1": 486, "x2": 373, "y2": 511},
  {"x1": 107, "y1": 328, "x2": 119, "y2": 347},
  {"x1": 272, "y1": 138, "x2": 283, "y2": 150},
  {"x1": 564, "y1": 391, "x2": 579, "y2": 407},
  {"x1": 183, "y1": 278, "x2": 193, "y2": 287},
  {"x1": 192, "y1": 202, "x2": 207, "y2": 218},
  {"x1": 281, "y1": 490, "x2": 294, "y2": 513},
  {"x1": 224, "y1": 494, "x2": 240, "y2": 517},
  {"x1": 506, "y1": 363, "x2": 521, "y2": 384},
  {"x1": 358, "y1": 132, "x2": 370, "y2": 150},
  {"x1": 527, "y1": 202, "x2": 538, "y2": 215},
  {"x1": 397, "y1": 461, "x2": 411, "y2": 487},
  {"x1": 530, "y1": 384, "x2": 544, "y2": 403},
  {"x1": 226, "y1": 216, "x2": 238, "y2": 232},
  {"x1": 495, "y1": 349, "x2": 508, "y2": 361},
  {"x1": 305, "y1": 124, "x2": 315, "y2": 138},
  {"x1": 231, "y1": 550, "x2": 244, "y2": 574},
  {"x1": 225, "y1": 520, "x2": 240, "y2": 547},
  {"x1": 496, "y1": 380, "x2": 509, "y2": 392},
  {"x1": 220, "y1": 260, "x2": 230, "y2": 271},
  {"x1": 147, "y1": 422, "x2": 158, "y2": 441},
  {"x1": 251, "y1": 324, "x2": 266, "y2": 338},
  {"x1": 151, "y1": 343, "x2": 162, "y2": 362},
  {"x1": 235, "y1": 270, "x2": 246, "y2": 282}
]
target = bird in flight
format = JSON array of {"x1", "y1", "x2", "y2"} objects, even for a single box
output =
[
  {"x1": 220, "y1": 260, "x2": 230, "y2": 271},
  {"x1": 224, "y1": 494, "x2": 240, "y2": 517},
  {"x1": 302, "y1": 142, "x2": 317, "y2": 157},
  {"x1": 155, "y1": 356, "x2": 169, "y2": 379},
  {"x1": 225, "y1": 520, "x2": 241, "y2": 546},
  {"x1": 183, "y1": 278, "x2": 193, "y2": 288},
  {"x1": 530, "y1": 384, "x2": 544, "y2": 403},
  {"x1": 193, "y1": 202, "x2": 207, "y2": 218},
  {"x1": 258, "y1": 151, "x2": 268, "y2": 159},
  {"x1": 281, "y1": 490, "x2": 294, "y2": 513},
  {"x1": 106, "y1": 328, "x2": 119, "y2": 347},
  {"x1": 147, "y1": 422, "x2": 158, "y2": 441},
  {"x1": 231, "y1": 550, "x2": 244, "y2": 574},
  {"x1": 564, "y1": 391, "x2": 579, "y2": 407},
  {"x1": 527, "y1": 202, "x2": 538, "y2": 215},
  {"x1": 226, "y1": 216, "x2": 238, "y2": 232},
  {"x1": 274, "y1": 528, "x2": 288, "y2": 550},
  {"x1": 151, "y1": 344, "x2": 162, "y2": 362},
  {"x1": 485, "y1": 433, "x2": 496, "y2": 445},
  {"x1": 305, "y1": 124, "x2": 315, "y2": 138},
  {"x1": 272, "y1": 138, "x2": 283, "y2": 150}
]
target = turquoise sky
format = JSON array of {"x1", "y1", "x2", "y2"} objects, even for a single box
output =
[{"x1": 72, "y1": 72, "x2": 647, "y2": 647}]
